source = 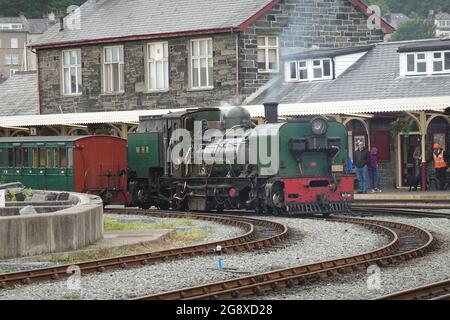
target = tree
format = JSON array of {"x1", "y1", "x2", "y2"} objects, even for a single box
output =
[
  {"x1": 390, "y1": 18, "x2": 436, "y2": 41},
  {"x1": 0, "y1": 0, "x2": 84, "y2": 18}
]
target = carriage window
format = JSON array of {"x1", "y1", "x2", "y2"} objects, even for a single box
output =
[
  {"x1": 67, "y1": 148, "x2": 73, "y2": 168},
  {"x1": 59, "y1": 148, "x2": 68, "y2": 167},
  {"x1": 14, "y1": 148, "x2": 23, "y2": 167},
  {"x1": 32, "y1": 148, "x2": 39, "y2": 168},
  {"x1": 39, "y1": 148, "x2": 46, "y2": 167},
  {"x1": 0, "y1": 149, "x2": 3, "y2": 167},
  {"x1": 22, "y1": 148, "x2": 29, "y2": 167},
  {"x1": 8, "y1": 149, "x2": 14, "y2": 167},
  {"x1": 47, "y1": 148, "x2": 55, "y2": 168}
]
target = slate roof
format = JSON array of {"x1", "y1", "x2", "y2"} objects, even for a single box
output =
[
  {"x1": 250, "y1": 39, "x2": 450, "y2": 105},
  {"x1": 398, "y1": 38, "x2": 450, "y2": 52},
  {"x1": 436, "y1": 12, "x2": 450, "y2": 20},
  {"x1": 282, "y1": 45, "x2": 374, "y2": 61},
  {"x1": 31, "y1": 0, "x2": 274, "y2": 47},
  {"x1": 26, "y1": 19, "x2": 51, "y2": 34},
  {"x1": 0, "y1": 17, "x2": 23, "y2": 24},
  {"x1": 0, "y1": 72, "x2": 39, "y2": 116},
  {"x1": 30, "y1": 0, "x2": 394, "y2": 49}
]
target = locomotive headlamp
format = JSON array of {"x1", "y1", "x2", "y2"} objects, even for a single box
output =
[{"x1": 311, "y1": 118, "x2": 328, "y2": 136}]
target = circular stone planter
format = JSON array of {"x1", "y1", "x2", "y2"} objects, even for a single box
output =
[{"x1": 0, "y1": 191, "x2": 103, "y2": 260}]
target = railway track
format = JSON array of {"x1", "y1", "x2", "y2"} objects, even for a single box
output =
[
  {"x1": 0, "y1": 209, "x2": 288, "y2": 290},
  {"x1": 376, "y1": 279, "x2": 450, "y2": 300},
  {"x1": 353, "y1": 207, "x2": 450, "y2": 219},
  {"x1": 132, "y1": 216, "x2": 435, "y2": 300}
]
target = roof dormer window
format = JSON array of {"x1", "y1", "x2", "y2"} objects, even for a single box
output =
[
  {"x1": 402, "y1": 50, "x2": 450, "y2": 76},
  {"x1": 286, "y1": 58, "x2": 332, "y2": 82}
]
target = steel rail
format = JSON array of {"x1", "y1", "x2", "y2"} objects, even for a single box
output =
[
  {"x1": 353, "y1": 206, "x2": 450, "y2": 219},
  {"x1": 376, "y1": 279, "x2": 450, "y2": 300},
  {"x1": 0, "y1": 210, "x2": 288, "y2": 289},
  {"x1": 133, "y1": 217, "x2": 434, "y2": 300}
]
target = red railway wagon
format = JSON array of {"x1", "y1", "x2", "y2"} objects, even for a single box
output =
[
  {"x1": 72, "y1": 136, "x2": 128, "y2": 204},
  {"x1": 0, "y1": 135, "x2": 128, "y2": 204}
]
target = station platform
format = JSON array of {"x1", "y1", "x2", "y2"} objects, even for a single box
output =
[{"x1": 354, "y1": 190, "x2": 450, "y2": 202}]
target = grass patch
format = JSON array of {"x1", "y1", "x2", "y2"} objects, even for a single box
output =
[
  {"x1": 167, "y1": 227, "x2": 210, "y2": 245},
  {"x1": 104, "y1": 216, "x2": 194, "y2": 231},
  {"x1": 48, "y1": 217, "x2": 209, "y2": 264},
  {"x1": 63, "y1": 292, "x2": 81, "y2": 300},
  {"x1": 0, "y1": 269, "x2": 17, "y2": 275},
  {"x1": 49, "y1": 246, "x2": 137, "y2": 264}
]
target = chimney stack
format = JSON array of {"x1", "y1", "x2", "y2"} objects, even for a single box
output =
[
  {"x1": 59, "y1": 17, "x2": 64, "y2": 31},
  {"x1": 263, "y1": 102, "x2": 279, "y2": 124}
]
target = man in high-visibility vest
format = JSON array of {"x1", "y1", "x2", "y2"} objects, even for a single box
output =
[{"x1": 433, "y1": 143, "x2": 447, "y2": 190}]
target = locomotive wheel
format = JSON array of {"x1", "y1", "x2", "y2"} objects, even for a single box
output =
[{"x1": 271, "y1": 183, "x2": 286, "y2": 215}]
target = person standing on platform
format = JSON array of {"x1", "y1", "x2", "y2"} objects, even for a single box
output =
[
  {"x1": 369, "y1": 147, "x2": 382, "y2": 193},
  {"x1": 354, "y1": 141, "x2": 370, "y2": 194},
  {"x1": 433, "y1": 143, "x2": 447, "y2": 190},
  {"x1": 413, "y1": 145, "x2": 422, "y2": 178}
]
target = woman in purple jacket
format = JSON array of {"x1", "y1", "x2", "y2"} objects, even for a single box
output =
[{"x1": 369, "y1": 147, "x2": 382, "y2": 193}]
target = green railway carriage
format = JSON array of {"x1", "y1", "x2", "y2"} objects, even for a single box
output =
[
  {"x1": 0, "y1": 136, "x2": 75, "y2": 190},
  {"x1": 0, "y1": 136, "x2": 128, "y2": 203}
]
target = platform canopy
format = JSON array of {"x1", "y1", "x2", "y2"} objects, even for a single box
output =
[
  {"x1": 1, "y1": 96, "x2": 449, "y2": 129},
  {"x1": 0, "y1": 109, "x2": 186, "y2": 127},
  {"x1": 245, "y1": 96, "x2": 450, "y2": 118}
]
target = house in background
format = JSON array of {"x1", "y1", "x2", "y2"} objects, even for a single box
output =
[
  {"x1": 0, "y1": 16, "x2": 52, "y2": 82},
  {"x1": 28, "y1": 0, "x2": 394, "y2": 116},
  {"x1": 435, "y1": 12, "x2": 450, "y2": 38},
  {"x1": 385, "y1": 12, "x2": 411, "y2": 30},
  {"x1": 245, "y1": 38, "x2": 450, "y2": 189}
]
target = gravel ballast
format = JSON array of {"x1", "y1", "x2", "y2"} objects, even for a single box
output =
[
  {"x1": 250, "y1": 216, "x2": 450, "y2": 300},
  {"x1": 0, "y1": 217, "x2": 388, "y2": 300},
  {"x1": 0, "y1": 214, "x2": 244, "y2": 273}
]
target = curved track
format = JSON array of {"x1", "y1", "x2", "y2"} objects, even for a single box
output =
[
  {"x1": 133, "y1": 216, "x2": 435, "y2": 300},
  {"x1": 353, "y1": 207, "x2": 450, "y2": 219},
  {"x1": 376, "y1": 279, "x2": 450, "y2": 300},
  {"x1": 0, "y1": 209, "x2": 288, "y2": 290}
]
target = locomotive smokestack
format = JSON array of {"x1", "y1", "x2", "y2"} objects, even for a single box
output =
[{"x1": 263, "y1": 102, "x2": 279, "y2": 124}]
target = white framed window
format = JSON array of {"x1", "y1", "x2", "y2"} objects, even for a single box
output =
[
  {"x1": 286, "y1": 58, "x2": 332, "y2": 82},
  {"x1": 257, "y1": 36, "x2": 279, "y2": 73},
  {"x1": 298, "y1": 61, "x2": 309, "y2": 80},
  {"x1": 62, "y1": 49, "x2": 82, "y2": 95},
  {"x1": 432, "y1": 51, "x2": 450, "y2": 73},
  {"x1": 147, "y1": 42, "x2": 169, "y2": 91},
  {"x1": 190, "y1": 38, "x2": 213, "y2": 89},
  {"x1": 312, "y1": 59, "x2": 332, "y2": 79},
  {"x1": 406, "y1": 52, "x2": 427, "y2": 74},
  {"x1": 403, "y1": 51, "x2": 450, "y2": 76},
  {"x1": 103, "y1": 46, "x2": 124, "y2": 93},
  {"x1": 5, "y1": 54, "x2": 19, "y2": 65},
  {"x1": 11, "y1": 38, "x2": 18, "y2": 49}
]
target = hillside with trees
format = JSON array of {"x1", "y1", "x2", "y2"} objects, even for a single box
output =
[
  {"x1": 365, "y1": 0, "x2": 450, "y2": 17},
  {"x1": 0, "y1": 0, "x2": 85, "y2": 18}
]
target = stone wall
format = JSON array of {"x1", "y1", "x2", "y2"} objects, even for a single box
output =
[
  {"x1": 38, "y1": 0, "x2": 386, "y2": 113},
  {"x1": 38, "y1": 34, "x2": 238, "y2": 114}
]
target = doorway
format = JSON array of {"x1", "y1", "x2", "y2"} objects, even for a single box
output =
[{"x1": 399, "y1": 134, "x2": 421, "y2": 187}]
